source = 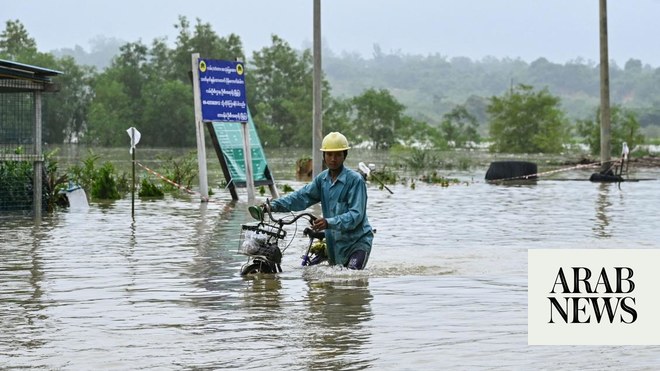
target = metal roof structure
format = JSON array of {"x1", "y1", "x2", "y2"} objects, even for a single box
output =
[{"x1": 0, "y1": 58, "x2": 62, "y2": 92}]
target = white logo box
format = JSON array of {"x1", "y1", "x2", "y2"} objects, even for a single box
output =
[{"x1": 528, "y1": 249, "x2": 660, "y2": 345}]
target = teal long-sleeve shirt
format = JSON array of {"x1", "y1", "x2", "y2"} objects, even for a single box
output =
[{"x1": 270, "y1": 166, "x2": 373, "y2": 266}]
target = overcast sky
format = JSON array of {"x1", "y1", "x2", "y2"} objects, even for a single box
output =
[{"x1": 4, "y1": 0, "x2": 660, "y2": 67}]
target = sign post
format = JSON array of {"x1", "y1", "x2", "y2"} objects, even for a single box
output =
[
  {"x1": 191, "y1": 53, "x2": 209, "y2": 201},
  {"x1": 126, "y1": 127, "x2": 141, "y2": 218},
  {"x1": 192, "y1": 56, "x2": 254, "y2": 202}
]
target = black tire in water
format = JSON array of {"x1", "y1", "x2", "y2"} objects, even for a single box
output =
[
  {"x1": 589, "y1": 171, "x2": 623, "y2": 183},
  {"x1": 240, "y1": 261, "x2": 277, "y2": 276},
  {"x1": 485, "y1": 161, "x2": 538, "y2": 181}
]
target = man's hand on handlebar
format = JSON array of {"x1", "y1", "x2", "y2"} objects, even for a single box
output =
[
  {"x1": 312, "y1": 217, "x2": 328, "y2": 231},
  {"x1": 260, "y1": 200, "x2": 272, "y2": 215}
]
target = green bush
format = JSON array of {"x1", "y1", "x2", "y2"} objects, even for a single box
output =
[
  {"x1": 91, "y1": 162, "x2": 120, "y2": 200},
  {"x1": 68, "y1": 149, "x2": 100, "y2": 193},
  {"x1": 157, "y1": 151, "x2": 197, "y2": 191},
  {"x1": 0, "y1": 151, "x2": 33, "y2": 211},
  {"x1": 44, "y1": 149, "x2": 69, "y2": 212},
  {"x1": 138, "y1": 178, "x2": 164, "y2": 198}
]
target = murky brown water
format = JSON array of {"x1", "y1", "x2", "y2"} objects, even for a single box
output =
[{"x1": 2, "y1": 147, "x2": 660, "y2": 369}]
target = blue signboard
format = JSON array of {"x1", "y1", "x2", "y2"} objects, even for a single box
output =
[{"x1": 198, "y1": 59, "x2": 248, "y2": 122}]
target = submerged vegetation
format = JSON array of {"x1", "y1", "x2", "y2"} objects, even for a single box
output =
[
  {"x1": 0, "y1": 148, "x2": 38, "y2": 211},
  {"x1": 138, "y1": 178, "x2": 165, "y2": 198},
  {"x1": 43, "y1": 149, "x2": 69, "y2": 212},
  {"x1": 3, "y1": 149, "x2": 203, "y2": 212},
  {"x1": 156, "y1": 151, "x2": 198, "y2": 191},
  {"x1": 418, "y1": 172, "x2": 462, "y2": 187}
]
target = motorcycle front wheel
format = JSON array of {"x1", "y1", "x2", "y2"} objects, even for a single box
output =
[{"x1": 240, "y1": 261, "x2": 278, "y2": 276}]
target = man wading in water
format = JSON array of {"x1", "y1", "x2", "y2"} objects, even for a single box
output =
[{"x1": 265, "y1": 132, "x2": 374, "y2": 270}]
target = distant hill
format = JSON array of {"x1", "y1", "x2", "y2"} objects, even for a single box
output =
[
  {"x1": 50, "y1": 36, "x2": 124, "y2": 71},
  {"x1": 322, "y1": 51, "x2": 660, "y2": 138},
  {"x1": 57, "y1": 41, "x2": 660, "y2": 138}
]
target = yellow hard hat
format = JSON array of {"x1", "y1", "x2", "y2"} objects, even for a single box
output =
[{"x1": 321, "y1": 132, "x2": 350, "y2": 151}]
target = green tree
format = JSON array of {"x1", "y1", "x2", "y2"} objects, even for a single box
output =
[
  {"x1": 351, "y1": 88, "x2": 405, "y2": 149},
  {"x1": 1, "y1": 20, "x2": 94, "y2": 144},
  {"x1": 248, "y1": 35, "x2": 329, "y2": 148},
  {"x1": 488, "y1": 84, "x2": 570, "y2": 153},
  {"x1": 87, "y1": 17, "x2": 248, "y2": 147},
  {"x1": 397, "y1": 115, "x2": 445, "y2": 149},
  {"x1": 86, "y1": 42, "x2": 150, "y2": 146},
  {"x1": 0, "y1": 19, "x2": 37, "y2": 60},
  {"x1": 86, "y1": 74, "x2": 133, "y2": 146},
  {"x1": 576, "y1": 105, "x2": 645, "y2": 156},
  {"x1": 440, "y1": 105, "x2": 481, "y2": 147},
  {"x1": 168, "y1": 16, "x2": 244, "y2": 83},
  {"x1": 141, "y1": 79, "x2": 195, "y2": 146},
  {"x1": 45, "y1": 56, "x2": 95, "y2": 144},
  {"x1": 322, "y1": 97, "x2": 356, "y2": 140},
  {"x1": 113, "y1": 42, "x2": 150, "y2": 103}
]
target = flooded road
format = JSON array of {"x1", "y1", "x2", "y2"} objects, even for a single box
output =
[{"x1": 2, "y1": 149, "x2": 660, "y2": 369}]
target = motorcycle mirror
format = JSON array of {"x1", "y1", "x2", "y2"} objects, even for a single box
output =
[
  {"x1": 248, "y1": 205, "x2": 264, "y2": 221},
  {"x1": 358, "y1": 162, "x2": 371, "y2": 175}
]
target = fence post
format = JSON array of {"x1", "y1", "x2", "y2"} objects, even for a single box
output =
[{"x1": 33, "y1": 90, "x2": 43, "y2": 221}]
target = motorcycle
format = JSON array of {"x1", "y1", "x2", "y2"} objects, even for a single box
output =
[{"x1": 238, "y1": 200, "x2": 327, "y2": 276}]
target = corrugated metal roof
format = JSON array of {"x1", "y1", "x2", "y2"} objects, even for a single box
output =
[{"x1": 0, "y1": 58, "x2": 63, "y2": 83}]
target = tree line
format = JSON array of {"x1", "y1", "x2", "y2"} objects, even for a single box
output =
[{"x1": 0, "y1": 18, "x2": 652, "y2": 156}]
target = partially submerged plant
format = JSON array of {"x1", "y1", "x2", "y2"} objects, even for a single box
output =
[
  {"x1": 68, "y1": 149, "x2": 124, "y2": 201},
  {"x1": 157, "y1": 151, "x2": 198, "y2": 191},
  {"x1": 91, "y1": 162, "x2": 121, "y2": 200},
  {"x1": 0, "y1": 147, "x2": 33, "y2": 211},
  {"x1": 68, "y1": 149, "x2": 100, "y2": 193},
  {"x1": 44, "y1": 149, "x2": 69, "y2": 212},
  {"x1": 419, "y1": 172, "x2": 461, "y2": 187},
  {"x1": 138, "y1": 178, "x2": 164, "y2": 198}
]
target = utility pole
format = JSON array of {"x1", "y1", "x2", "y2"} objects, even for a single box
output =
[
  {"x1": 599, "y1": 0, "x2": 612, "y2": 172},
  {"x1": 312, "y1": 0, "x2": 323, "y2": 177}
]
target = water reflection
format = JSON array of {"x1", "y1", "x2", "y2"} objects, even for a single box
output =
[
  {"x1": 184, "y1": 200, "x2": 245, "y2": 309},
  {"x1": 241, "y1": 275, "x2": 283, "y2": 311},
  {"x1": 1, "y1": 217, "x2": 55, "y2": 360},
  {"x1": 593, "y1": 183, "x2": 613, "y2": 238},
  {"x1": 302, "y1": 278, "x2": 374, "y2": 370}
]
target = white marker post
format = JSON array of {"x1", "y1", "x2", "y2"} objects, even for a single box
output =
[
  {"x1": 237, "y1": 58, "x2": 255, "y2": 203},
  {"x1": 191, "y1": 53, "x2": 210, "y2": 202},
  {"x1": 242, "y1": 121, "x2": 256, "y2": 203}
]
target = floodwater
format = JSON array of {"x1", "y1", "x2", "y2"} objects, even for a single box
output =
[{"x1": 2, "y1": 148, "x2": 660, "y2": 370}]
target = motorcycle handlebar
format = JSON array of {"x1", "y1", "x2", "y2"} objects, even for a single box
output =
[
  {"x1": 263, "y1": 199, "x2": 317, "y2": 226},
  {"x1": 303, "y1": 227, "x2": 326, "y2": 240}
]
